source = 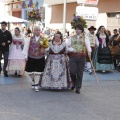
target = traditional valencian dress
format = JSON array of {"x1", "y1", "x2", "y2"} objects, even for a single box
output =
[
  {"x1": 7, "y1": 34, "x2": 25, "y2": 75},
  {"x1": 23, "y1": 35, "x2": 45, "y2": 92},
  {"x1": 93, "y1": 34, "x2": 114, "y2": 71},
  {"x1": 41, "y1": 41, "x2": 72, "y2": 89}
]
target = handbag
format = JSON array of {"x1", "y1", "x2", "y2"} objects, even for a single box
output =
[{"x1": 109, "y1": 45, "x2": 120, "y2": 55}]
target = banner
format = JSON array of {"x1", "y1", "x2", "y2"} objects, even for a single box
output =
[
  {"x1": 77, "y1": 0, "x2": 99, "y2": 5},
  {"x1": 22, "y1": 0, "x2": 39, "y2": 9},
  {"x1": 22, "y1": 0, "x2": 44, "y2": 10}
]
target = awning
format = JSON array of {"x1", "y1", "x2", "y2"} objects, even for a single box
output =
[{"x1": 0, "y1": 15, "x2": 29, "y2": 23}]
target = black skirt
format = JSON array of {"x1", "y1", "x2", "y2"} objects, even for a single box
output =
[
  {"x1": 97, "y1": 44, "x2": 113, "y2": 64},
  {"x1": 25, "y1": 57, "x2": 45, "y2": 72}
]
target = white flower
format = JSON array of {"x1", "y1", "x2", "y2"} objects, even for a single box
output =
[{"x1": 40, "y1": 41, "x2": 43, "y2": 45}]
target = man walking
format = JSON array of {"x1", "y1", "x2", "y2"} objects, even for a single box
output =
[
  {"x1": 86, "y1": 26, "x2": 98, "y2": 74},
  {"x1": 67, "y1": 24, "x2": 91, "y2": 94},
  {"x1": 23, "y1": 26, "x2": 45, "y2": 92},
  {"x1": 0, "y1": 21, "x2": 12, "y2": 77}
]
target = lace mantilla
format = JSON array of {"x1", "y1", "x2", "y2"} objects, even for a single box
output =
[{"x1": 50, "y1": 42, "x2": 66, "y2": 53}]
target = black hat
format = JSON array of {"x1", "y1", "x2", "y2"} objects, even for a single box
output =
[{"x1": 88, "y1": 26, "x2": 96, "y2": 31}]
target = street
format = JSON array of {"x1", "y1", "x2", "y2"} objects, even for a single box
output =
[
  {"x1": 0, "y1": 0, "x2": 120, "y2": 120},
  {"x1": 0, "y1": 71, "x2": 120, "y2": 120}
]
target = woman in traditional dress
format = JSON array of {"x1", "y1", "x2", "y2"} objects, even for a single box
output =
[
  {"x1": 41, "y1": 31, "x2": 72, "y2": 89},
  {"x1": 7, "y1": 27, "x2": 25, "y2": 76},
  {"x1": 93, "y1": 26, "x2": 114, "y2": 72}
]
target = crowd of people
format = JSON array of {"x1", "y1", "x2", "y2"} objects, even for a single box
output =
[{"x1": 0, "y1": 21, "x2": 120, "y2": 94}]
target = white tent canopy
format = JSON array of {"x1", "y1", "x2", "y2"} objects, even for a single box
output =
[{"x1": 0, "y1": 15, "x2": 29, "y2": 23}]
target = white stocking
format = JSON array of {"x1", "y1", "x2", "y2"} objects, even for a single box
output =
[
  {"x1": 84, "y1": 62, "x2": 87, "y2": 71},
  {"x1": 18, "y1": 71, "x2": 22, "y2": 75},
  {"x1": 87, "y1": 62, "x2": 92, "y2": 72},
  {"x1": 39, "y1": 73, "x2": 43, "y2": 86},
  {"x1": 34, "y1": 74, "x2": 40, "y2": 85},
  {"x1": 29, "y1": 73, "x2": 35, "y2": 85}
]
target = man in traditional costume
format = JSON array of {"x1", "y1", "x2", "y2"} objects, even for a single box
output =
[
  {"x1": 66, "y1": 24, "x2": 91, "y2": 94},
  {"x1": 85, "y1": 26, "x2": 99, "y2": 74},
  {"x1": 109, "y1": 29, "x2": 120, "y2": 69},
  {"x1": 0, "y1": 21, "x2": 12, "y2": 77},
  {"x1": 23, "y1": 26, "x2": 45, "y2": 92}
]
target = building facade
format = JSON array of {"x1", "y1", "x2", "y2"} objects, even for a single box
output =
[
  {"x1": 5, "y1": 0, "x2": 44, "y2": 21},
  {"x1": 45, "y1": 0, "x2": 120, "y2": 32},
  {"x1": 5, "y1": 1, "x2": 22, "y2": 18}
]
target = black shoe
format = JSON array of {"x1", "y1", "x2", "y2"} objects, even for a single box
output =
[
  {"x1": 15, "y1": 72, "x2": 17, "y2": 75},
  {"x1": 32, "y1": 79, "x2": 35, "y2": 83},
  {"x1": 4, "y1": 71, "x2": 8, "y2": 77},
  {"x1": 76, "y1": 90, "x2": 80, "y2": 94},
  {"x1": 89, "y1": 71, "x2": 92, "y2": 74},
  {"x1": 71, "y1": 86, "x2": 75, "y2": 90}
]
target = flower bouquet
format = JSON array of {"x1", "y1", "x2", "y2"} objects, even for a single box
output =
[
  {"x1": 39, "y1": 36, "x2": 49, "y2": 54},
  {"x1": 71, "y1": 14, "x2": 87, "y2": 29},
  {"x1": 40, "y1": 37, "x2": 49, "y2": 48},
  {"x1": 28, "y1": 9, "x2": 41, "y2": 22}
]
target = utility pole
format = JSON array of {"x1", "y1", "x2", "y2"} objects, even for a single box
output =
[{"x1": 63, "y1": 0, "x2": 66, "y2": 37}]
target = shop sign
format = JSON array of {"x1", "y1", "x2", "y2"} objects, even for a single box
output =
[{"x1": 76, "y1": 6, "x2": 98, "y2": 20}]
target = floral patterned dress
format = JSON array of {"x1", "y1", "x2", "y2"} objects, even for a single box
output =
[{"x1": 41, "y1": 42, "x2": 72, "y2": 89}]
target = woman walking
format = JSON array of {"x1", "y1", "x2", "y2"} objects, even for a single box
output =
[
  {"x1": 93, "y1": 26, "x2": 114, "y2": 72},
  {"x1": 7, "y1": 27, "x2": 25, "y2": 76},
  {"x1": 41, "y1": 31, "x2": 72, "y2": 89}
]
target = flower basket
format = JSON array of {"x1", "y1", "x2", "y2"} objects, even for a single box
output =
[
  {"x1": 71, "y1": 14, "x2": 87, "y2": 29},
  {"x1": 28, "y1": 9, "x2": 41, "y2": 22}
]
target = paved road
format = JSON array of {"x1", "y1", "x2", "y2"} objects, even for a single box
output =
[{"x1": 0, "y1": 71, "x2": 120, "y2": 120}]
